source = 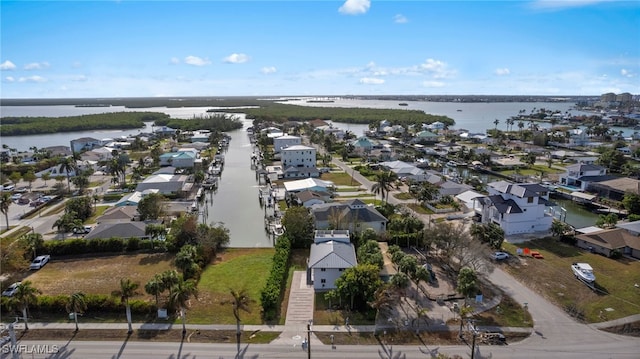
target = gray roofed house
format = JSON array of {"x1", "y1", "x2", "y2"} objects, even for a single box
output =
[
  {"x1": 310, "y1": 199, "x2": 387, "y2": 234},
  {"x1": 307, "y1": 230, "x2": 357, "y2": 290},
  {"x1": 136, "y1": 174, "x2": 189, "y2": 195},
  {"x1": 84, "y1": 221, "x2": 148, "y2": 240},
  {"x1": 473, "y1": 181, "x2": 554, "y2": 235},
  {"x1": 97, "y1": 206, "x2": 139, "y2": 223}
]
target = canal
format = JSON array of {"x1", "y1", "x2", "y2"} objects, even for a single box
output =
[{"x1": 201, "y1": 115, "x2": 272, "y2": 248}]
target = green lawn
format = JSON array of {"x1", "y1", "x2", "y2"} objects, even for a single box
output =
[
  {"x1": 502, "y1": 238, "x2": 640, "y2": 323},
  {"x1": 406, "y1": 203, "x2": 435, "y2": 215},
  {"x1": 86, "y1": 205, "x2": 110, "y2": 224},
  {"x1": 190, "y1": 248, "x2": 274, "y2": 324},
  {"x1": 322, "y1": 172, "x2": 361, "y2": 186},
  {"x1": 393, "y1": 192, "x2": 413, "y2": 200}
]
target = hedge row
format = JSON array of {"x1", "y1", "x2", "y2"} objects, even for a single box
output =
[
  {"x1": 42, "y1": 237, "x2": 166, "y2": 256},
  {"x1": 388, "y1": 233, "x2": 420, "y2": 247},
  {"x1": 1, "y1": 294, "x2": 156, "y2": 316},
  {"x1": 260, "y1": 236, "x2": 291, "y2": 321}
]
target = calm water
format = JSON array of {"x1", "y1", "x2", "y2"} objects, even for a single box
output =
[{"x1": 200, "y1": 117, "x2": 272, "y2": 248}]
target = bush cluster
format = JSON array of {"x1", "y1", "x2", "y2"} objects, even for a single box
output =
[
  {"x1": 260, "y1": 235, "x2": 291, "y2": 321},
  {"x1": 1, "y1": 294, "x2": 156, "y2": 316},
  {"x1": 42, "y1": 237, "x2": 164, "y2": 256}
]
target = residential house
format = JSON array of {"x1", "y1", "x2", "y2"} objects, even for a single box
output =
[
  {"x1": 97, "y1": 206, "x2": 139, "y2": 223},
  {"x1": 588, "y1": 177, "x2": 640, "y2": 202},
  {"x1": 153, "y1": 126, "x2": 177, "y2": 136},
  {"x1": 575, "y1": 227, "x2": 640, "y2": 259},
  {"x1": 273, "y1": 135, "x2": 302, "y2": 153},
  {"x1": 412, "y1": 130, "x2": 439, "y2": 144},
  {"x1": 84, "y1": 221, "x2": 149, "y2": 240},
  {"x1": 190, "y1": 131, "x2": 210, "y2": 143},
  {"x1": 423, "y1": 121, "x2": 446, "y2": 131},
  {"x1": 159, "y1": 151, "x2": 196, "y2": 168},
  {"x1": 281, "y1": 145, "x2": 318, "y2": 178},
  {"x1": 559, "y1": 163, "x2": 608, "y2": 191},
  {"x1": 473, "y1": 181, "x2": 554, "y2": 235},
  {"x1": 42, "y1": 146, "x2": 72, "y2": 157},
  {"x1": 136, "y1": 174, "x2": 190, "y2": 196},
  {"x1": 567, "y1": 128, "x2": 590, "y2": 147},
  {"x1": 261, "y1": 126, "x2": 285, "y2": 139},
  {"x1": 70, "y1": 137, "x2": 102, "y2": 153},
  {"x1": 294, "y1": 190, "x2": 331, "y2": 208},
  {"x1": 310, "y1": 199, "x2": 388, "y2": 234},
  {"x1": 379, "y1": 160, "x2": 431, "y2": 182},
  {"x1": 321, "y1": 127, "x2": 345, "y2": 141},
  {"x1": 115, "y1": 189, "x2": 160, "y2": 207},
  {"x1": 350, "y1": 137, "x2": 375, "y2": 153},
  {"x1": 308, "y1": 119, "x2": 330, "y2": 128},
  {"x1": 307, "y1": 230, "x2": 357, "y2": 290},
  {"x1": 283, "y1": 178, "x2": 334, "y2": 194}
]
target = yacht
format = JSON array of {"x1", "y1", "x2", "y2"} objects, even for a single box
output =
[{"x1": 571, "y1": 263, "x2": 595, "y2": 284}]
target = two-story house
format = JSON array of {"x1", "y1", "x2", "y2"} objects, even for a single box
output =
[
  {"x1": 307, "y1": 230, "x2": 357, "y2": 291},
  {"x1": 558, "y1": 163, "x2": 608, "y2": 191},
  {"x1": 310, "y1": 199, "x2": 387, "y2": 234},
  {"x1": 473, "y1": 181, "x2": 554, "y2": 235}
]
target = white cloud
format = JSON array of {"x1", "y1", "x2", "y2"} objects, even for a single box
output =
[
  {"x1": 359, "y1": 77, "x2": 384, "y2": 85},
  {"x1": 422, "y1": 81, "x2": 445, "y2": 88},
  {"x1": 170, "y1": 57, "x2": 180, "y2": 65},
  {"x1": 261, "y1": 66, "x2": 277, "y2": 74},
  {"x1": 70, "y1": 75, "x2": 88, "y2": 82},
  {"x1": 338, "y1": 0, "x2": 370, "y2": 15},
  {"x1": 5, "y1": 76, "x2": 15, "y2": 82},
  {"x1": 72, "y1": 62, "x2": 82, "y2": 69},
  {"x1": 495, "y1": 68, "x2": 511, "y2": 76},
  {"x1": 393, "y1": 14, "x2": 408, "y2": 24},
  {"x1": 419, "y1": 58, "x2": 454, "y2": 78},
  {"x1": 184, "y1": 56, "x2": 211, "y2": 66},
  {"x1": 18, "y1": 75, "x2": 46, "y2": 83},
  {"x1": 24, "y1": 62, "x2": 50, "y2": 70},
  {"x1": 0, "y1": 60, "x2": 17, "y2": 70},
  {"x1": 621, "y1": 69, "x2": 635, "y2": 78},
  {"x1": 224, "y1": 53, "x2": 249, "y2": 64}
]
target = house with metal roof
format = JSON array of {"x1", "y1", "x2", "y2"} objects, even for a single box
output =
[
  {"x1": 307, "y1": 230, "x2": 357, "y2": 291},
  {"x1": 473, "y1": 181, "x2": 554, "y2": 235},
  {"x1": 310, "y1": 199, "x2": 387, "y2": 234}
]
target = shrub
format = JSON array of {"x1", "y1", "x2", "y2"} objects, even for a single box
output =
[{"x1": 260, "y1": 235, "x2": 291, "y2": 321}]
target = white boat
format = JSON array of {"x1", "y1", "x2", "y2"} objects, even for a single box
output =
[
  {"x1": 571, "y1": 263, "x2": 595, "y2": 284},
  {"x1": 446, "y1": 161, "x2": 458, "y2": 167}
]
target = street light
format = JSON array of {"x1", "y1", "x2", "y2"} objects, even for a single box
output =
[{"x1": 306, "y1": 323, "x2": 311, "y2": 359}]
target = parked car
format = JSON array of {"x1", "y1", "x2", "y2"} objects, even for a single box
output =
[
  {"x1": 1, "y1": 184, "x2": 15, "y2": 191},
  {"x1": 491, "y1": 251, "x2": 509, "y2": 261},
  {"x1": 30, "y1": 255, "x2": 50, "y2": 270},
  {"x1": 2, "y1": 282, "x2": 21, "y2": 297},
  {"x1": 72, "y1": 226, "x2": 92, "y2": 234},
  {"x1": 531, "y1": 251, "x2": 545, "y2": 259}
]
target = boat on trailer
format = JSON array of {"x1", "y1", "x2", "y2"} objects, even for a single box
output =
[{"x1": 571, "y1": 262, "x2": 595, "y2": 284}]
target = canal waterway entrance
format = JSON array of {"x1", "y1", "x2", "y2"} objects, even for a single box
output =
[{"x1": 201, "y1": 117, "x2": 273, "y2": 248}]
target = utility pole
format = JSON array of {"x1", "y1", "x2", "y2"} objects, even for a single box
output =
[{"x1": 307, "y1": 323, "x2": 311, "y2": 359}]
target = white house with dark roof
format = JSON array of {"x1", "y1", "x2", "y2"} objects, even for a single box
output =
[
  {"x1": 307, "y1": 230, "x2": 357, "y2": 290},
  {"x1": 473, "y1": 181, "x2": 554, "y2": 235},
  {"x1": 310, "y1": 199, "x2": 387, "y2": 234},
  {"x1": 558, "y1": 163, "x2": 608, "y2": 191}
]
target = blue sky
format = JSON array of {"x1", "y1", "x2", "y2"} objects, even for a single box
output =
[{"x1": 1, "y1": 0, "x2": 638, "y2": 98}]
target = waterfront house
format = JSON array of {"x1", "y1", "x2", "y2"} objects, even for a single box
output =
[
  {"x1": 84, "y1": 221, "x2": 149, "y2": 240},
  {"x1": 159, "y1": 151, "x2": 196, "y2": 168},
  {"x1": 115, "y1": 189, "x2": 160, "y2": 207},
  {"x1": 283, "y1": 178, "x2": 334, "y2": 194},
  {"x1": 280, "y1": 145, "x2": 318, "y2": 178},
  {"x1": 307, "y1": 230, "x2": 357, "y2": 290},
  {"x1": 321, "y1": 127, "x2": 346, "y2": 141},
  {"x1": 310, "y1": 199, "x2": 387, "y2": 234},
  {"x1": 588, "y1": 177, "x2": 640, "y2": 202},
  {"x1": 559, "y1": 163, "x2": 608, "y2": 191},
  {"x1": 294, "y1": 190, "x2": 331, "y2": 208},
  {"x1": 473, "y1": 181, "x2": 554, "y2": 235},
  {"x1": 70, "y1": 137, "x2": 102, "y2": 153},
  {"x1": 136, "y1": 174, "x2": 190, "y2": 196},
  {"x1": 189, "y1": 131, "x2": 210, "y2": 143},
  {"x1": 412, "y1": 130, "x2": 439, "y2": 144},
  {"x1": 423, "y1": 121, "x2": 446, "y2": 131},
  {"x1": 379, "y1": 160, "x2": 431, "y2": 182},
  {"x1": 153, "y1": 126, "x2": 177, "y2": 136},
  {"x1": 575, "y1": 227, "x2": 640, "y2": 259},
  {"x1": 273, "y1": 135, "x2": 302, "y2": 153},
  {"x1": 567, "y1": 128, "x2": 590, "y2": 147}
]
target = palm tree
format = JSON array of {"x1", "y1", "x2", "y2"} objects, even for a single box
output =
[
  {"x1": 371, "y1": 171, "x2": 396, "y2": 204},
  {"x1": 13, "y1": 281, "x2": 41, "y2": 330},
  {"x1": 0, "y1": 192, "x2": 12, "y2": 230},
  {"x1": 145, "y1": 274, "x2": 164, "y2": 308},
  {"x1": 493, "y1": 118, "x2": 499, "y2": 130},
  {"x1": 113, "y1": 278, "x2": 140, "y2": 334},
  {"x1": 59, "y1": 156, "x2": 78, "y2": 194},
  {"x1": 21, "y1": 232, "x2": 43, "y2": 260},
  {"x1": 368, "y1": 285, "x2": 396, "y2": 334},
  {"x1": 229, "y1": 289, "x2": 253, "y2": 357},
  {"x1": 66, "y1": 291, "x2": 87, "y2": 332},
  {"x1": 168, "y1": 277, "x2": 198, "y2": 336}
]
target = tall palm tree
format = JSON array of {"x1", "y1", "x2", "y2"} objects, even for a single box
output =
[
  {"x1": 21, "y1": 232, "x2": 43, "y2": 260},
  {"x1": 13, "y1": 281, "x2": 41, "y2": 331},
  {"x1": 113, "y1": 278, "x2": 140, "y2": 334},
  {"x1": 59, "y1": 156, "x2": 78, "y2": 194},
  {"x1": 0, "y1": 192, "x2": 12, "y2": 230},
  {"x1": 145, "y1": 274, "x2": 164, "y2": 308},
  {"x1": 371, "y1": 171, "x2": 395, "y2": 204},
  {"x1": 66, "y1": 291, "x2": 87, "y2": 332},
  {"x1": 229, "y1": 288, "x2": 253, "y2": 357},
  {"x1": 168, "y1": 277, "x2": 198, "y2": 336}
]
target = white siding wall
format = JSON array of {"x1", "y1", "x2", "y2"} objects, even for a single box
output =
[
  {"x1": 312, "y1": 268, "x2": 344, "y2": 290},
  {"x1": 282, "y1": 148, "x2": 316, "y2": 168}
]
